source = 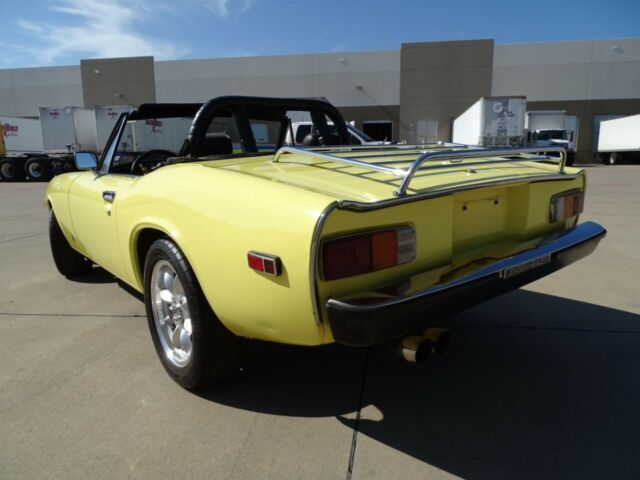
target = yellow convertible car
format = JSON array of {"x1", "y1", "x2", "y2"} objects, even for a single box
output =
[{"x1": 47, "y1": 96, "x2": 605, "y2": 389}]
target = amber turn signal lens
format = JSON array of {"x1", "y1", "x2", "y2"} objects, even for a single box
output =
[
  {"x1": 550, "y1": 191, "x2": 584, "y2": 223},
  {"x1": 322, "y1": 226, "x2": 415, "y2": 281}
]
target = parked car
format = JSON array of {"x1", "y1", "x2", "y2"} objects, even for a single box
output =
[{"x1": 47, "y1": 96, "x2": 606, "y2": 389}]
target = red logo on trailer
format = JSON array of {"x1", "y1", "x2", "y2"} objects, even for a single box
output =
[
  {"x1": 145, "y1": 119, "x2": 163, "y2": 133},
  {"x1": 49, "y1": 110, "x2": 60, "y2": 119},
  {"x1": 107, "y1": 110, "x2": 119, "y2": 120},
  {"x1": 2, "y1": 123, "x2": 19, "y2": 137}
]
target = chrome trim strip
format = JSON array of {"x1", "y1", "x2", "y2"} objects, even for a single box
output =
[
  {"x1": 273, "y1": 146, "x2": 406, "y2": 177},
  {"x1": 393, "y1": 147, "x2": 567, "y2": 196},
  {"x1": 340, "y1": 146, "x2": 483, "y2": 161},
  {"x1": 339, "y1": 172, "x2": 584, "y2": 212},
  {"x1": 98, "y1": 113, "x2": 129, "y2": 175},
  {"x1": 327, "y1": 221, "x2": 606, "y2": 313},
  {"x1": 309, "y1": 201, "x2": 340, "y2": 324},
  {"x1": 312, "y1": 142, "x2": 462, "y2": 154},
  {"x1": 272, "y1": 145, "x2": 567, "y2": 198}
]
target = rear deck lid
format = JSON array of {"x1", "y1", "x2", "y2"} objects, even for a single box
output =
[{"x1": 203, "y1": 145, "x2": 574, "y2": 203}]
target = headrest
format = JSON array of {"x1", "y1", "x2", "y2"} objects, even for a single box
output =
[
  {"x1": 198, "y1": 134, "x2": 232, "y2": 156},
  {"x1": 302, "y1": 131, "x2": 341, "y2": 146},
  {"x1": 302, "y1": 132, "x2": 320, "y2": 146}
]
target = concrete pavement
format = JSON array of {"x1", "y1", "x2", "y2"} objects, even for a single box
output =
[{"x1": 1, "y1": 166, "x2": 639, "y2": 479}]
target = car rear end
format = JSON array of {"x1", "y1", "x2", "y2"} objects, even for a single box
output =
[{"x1": 302, "y1": 146, "x2": 605, "y2": 346}]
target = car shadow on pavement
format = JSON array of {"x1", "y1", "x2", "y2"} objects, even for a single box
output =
[
  {"x1": 199, "y1": 290, "x2": 640, "y2": 479},
  {"x1": 67, "y1": 267, "x2": 116, "y2": 284},
  {"x1": 69, "y1": 266, "x2": 145, "y2": 301}
]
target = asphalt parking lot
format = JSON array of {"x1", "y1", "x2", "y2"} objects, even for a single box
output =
[{"x1": 1, "y1": 166, "x2": 639, "y2": 480}]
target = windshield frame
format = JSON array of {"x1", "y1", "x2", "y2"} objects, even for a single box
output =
[{"x1": 348, "y1": 124, "x2": 374, "y2": 142}]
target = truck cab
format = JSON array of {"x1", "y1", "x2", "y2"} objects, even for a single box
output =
[
  {"x1": 525, "y1": 111, "x2": 576, "y2": 165},
  {"x1": 527, "y1": 128, "x2": 573, "y2": 146}
]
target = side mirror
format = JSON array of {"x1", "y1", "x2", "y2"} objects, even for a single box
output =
[{"x1": 74, "y1": 152, "x2": 97, "y2": 170}]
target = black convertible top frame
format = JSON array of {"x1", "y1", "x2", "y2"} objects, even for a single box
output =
[
  {"x1": 128, "y1": 96, "x2": 351, "y2": 157},
  {"x1": 129, "y1": 103, "x2": 202, "y2": 120}
]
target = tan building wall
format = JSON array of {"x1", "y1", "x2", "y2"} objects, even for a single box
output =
[
  {"x1": 399, "y1": 40, "x2": 494, "y2": 143},
  {"x1": 492, "y1": 38, "x2": 640, "y2": 101},
  {"x1": 0, "y1": 65, "x2": 82, "y2": 117},
  {"x1": 154, "y1": 50, "x2": 400, "y2": 108},
  {"x1": 80, "y1": 56, "x2": 156, "y2": 108}
]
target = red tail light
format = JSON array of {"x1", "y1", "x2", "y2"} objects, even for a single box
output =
[
  {"x1": 322, "y1": 226, "x2": 415, "y2": 281},
  {"x1": 550, "y1": 190, "x2": 584, "y2": 223}
]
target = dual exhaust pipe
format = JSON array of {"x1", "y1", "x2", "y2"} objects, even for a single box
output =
[{"x1": 393, "y1": 328, "x2": 450, "y2": 363}]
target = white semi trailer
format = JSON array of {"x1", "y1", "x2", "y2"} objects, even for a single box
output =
[
  {"x1": 452, "y1": 96, "x2": 527, "y2": 147},
  {"x1": 0, "y1": 107, "x2": 97, "y2": 181},
  {"x1": 0, "y1": 115, "x2": 51, "y2": 182},
  {"x1": 39, "y1": 107, "x2": 97, "y2": 153},
  {"x1": 597, "y1": 114, "x2": 640, "y2": 165},
  {"x1": 0, "y1": 115, "x2": 44, "y2": 153},
  {"x1": 95, "y1": 105, "x2": 132, "y2": 152},
  {"x1": 0, "y1": 105, "x2": 133, "y2": 181}
]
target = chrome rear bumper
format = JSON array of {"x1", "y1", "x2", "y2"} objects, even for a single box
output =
[{"x1": 326, "y1": 221, "x2": 606, "y2": 347}]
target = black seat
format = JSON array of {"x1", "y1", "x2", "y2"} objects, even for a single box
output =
[{"x1": 199, "y1": 134, "x2": 233, "y2": 156}]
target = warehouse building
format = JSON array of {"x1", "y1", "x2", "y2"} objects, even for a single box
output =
[{"x1": 1, "y1": 37, "x2": 639, "y2": 163}]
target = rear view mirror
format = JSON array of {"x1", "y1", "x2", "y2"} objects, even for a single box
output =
[{"x1": 74, "y1": 152, "x2": 97, "y2": 170}]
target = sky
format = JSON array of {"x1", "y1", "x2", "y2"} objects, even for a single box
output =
[{"x1": 0, "y1": 0, "x2": 639, "y2": 68}]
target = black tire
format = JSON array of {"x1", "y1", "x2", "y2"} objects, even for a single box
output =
[
  {"x1": 52, "y1": 158, "x2": 75, "y2": 176},
  {"x1": 62, "y1": 158, "x2": 75, "y2": 172},
  {"x1": 0, "y1": 157, "x2": 26, "y2": 181},
  {"x1": 143, "y1": 238, "x2": 241, "y2": 389},
  {"x1": 49, "y1": 211, "x2": 92, "y2": 277},
  {"x1": 52, "y1": 160, "x2": 65, "y2": 176},
  {"x1": 24, "y1": 157, "x2": 53, "y2": 182},
  {"x1": 600, "y1": 153, "x2": 616, "y2": 165}
]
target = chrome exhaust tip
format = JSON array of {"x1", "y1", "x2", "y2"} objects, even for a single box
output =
[
  {"x1": 422, "y1": 328, "x2": 450, "y2": 355},
  {"x1": 395, "y1": 335, "x2": 433, "y2": 364}
]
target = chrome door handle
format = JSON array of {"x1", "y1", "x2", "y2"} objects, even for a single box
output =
[{"x1": 102, "y1": 191, "x2": 116, "y2": 203}]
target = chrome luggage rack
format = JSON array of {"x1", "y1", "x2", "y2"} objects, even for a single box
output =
[{"x1": 272, "y1": 145, "x2": 567, "y2": 196}]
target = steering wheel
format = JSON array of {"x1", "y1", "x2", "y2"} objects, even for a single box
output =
[{"x1": 130, "y1": 149, "x2": 176, "y2": 175}]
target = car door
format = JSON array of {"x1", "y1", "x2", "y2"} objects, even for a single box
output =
[
  {"x1": 68, "y1": 172, "x2": 135, "y2": 278},
  {"x1": 67, "y1": 114, "x2": 135, "y2": 279}
]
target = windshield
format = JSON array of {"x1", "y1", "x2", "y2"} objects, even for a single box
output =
[
  {"x1": 112, "y1": 117, "x2": 193, "y2": 168},
  {"x1": 292, "y1": 122, "x2": 371, "y2": 145},
  {"x1": 348, "y1": 125, "x2": 374, "y2": 142}
]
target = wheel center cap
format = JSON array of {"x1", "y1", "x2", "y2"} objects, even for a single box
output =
[{"x1": 169, "y1": 302, "x2": 183, "y2": 322}]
